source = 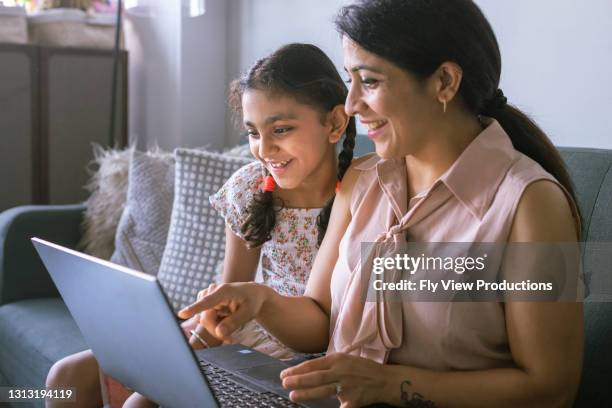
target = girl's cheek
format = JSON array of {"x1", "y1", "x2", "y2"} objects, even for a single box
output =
[{"x1": 249, "y1": 144, "x2": 260, "y2": 159}]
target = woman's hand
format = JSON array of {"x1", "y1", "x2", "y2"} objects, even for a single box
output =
[
  {"x1": 280, "y1": 353, "x2": 388, "y2": 408},
  {"x1": 177, "y1": 282, "x2": 270, "y2": 341}
]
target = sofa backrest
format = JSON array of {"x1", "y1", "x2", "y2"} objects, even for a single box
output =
[
  {"x1": 559, "y1": 147, "x2": 612, "y2": 407},
  {"x1": 560, "y1": 148, "x2": 612, "y2": 243}
]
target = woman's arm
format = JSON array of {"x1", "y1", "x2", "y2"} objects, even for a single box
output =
[
  {"x1": 221, "y1": 225, "x2": 261, "y2": 282},
  {"x1": 377, "y1": 180, "x2": 583, "y2": 407},
  {"x1": 281, "y1": 180, "x2": 583, "y2": 408},
  {"x1": 179, "y1": 159, "x2": 365, "y2": 353}
]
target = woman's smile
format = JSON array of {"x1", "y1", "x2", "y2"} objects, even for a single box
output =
[{"x1": 362, "y1": 119, "x2": 389, "y2": 139}]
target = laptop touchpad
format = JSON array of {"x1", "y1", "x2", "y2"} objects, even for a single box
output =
[{"x1": 237, "y1": 364, "x2": 289, "y2": 397}]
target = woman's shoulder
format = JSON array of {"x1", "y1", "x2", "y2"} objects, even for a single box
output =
[
  {"x1": 342, "y1": 153, "x2": 379, "y2": 184},
  {"x1": 504, "y1": 153, "x2": 555, "y2": 186},
  {"x1": 500, "y1": 153, "x2": 580, "y2": 240},
  {"x1": 510, "y1": 178, "x2": 579, "y2": 241},
  {"x1": 350, "y1": 153, "x2": 380, "y2": 172},
  {"x1": 336, "y1": 153, "x2": 380, "y2": 213}
]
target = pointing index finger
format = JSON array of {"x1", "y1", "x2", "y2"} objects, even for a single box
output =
[{"x1": 177, "y1": 288, "x2": 226, "y2": 319}]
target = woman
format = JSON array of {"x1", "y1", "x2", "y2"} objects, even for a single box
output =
[{"x1": 180, "y1": 1, "x2": 583, "y2": 406}]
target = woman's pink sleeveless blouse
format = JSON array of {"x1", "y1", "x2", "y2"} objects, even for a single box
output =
[{"x1": 328, "y1": 119, "x2": 579, "y2": 369}]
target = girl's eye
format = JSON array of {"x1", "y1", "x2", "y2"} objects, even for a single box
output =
[
  {"x1": 274, "y1": 127, "x2": 292, "y2": 134},
  {"x1": 245, "y1": 129, "x2": 259, "y2": 138}
]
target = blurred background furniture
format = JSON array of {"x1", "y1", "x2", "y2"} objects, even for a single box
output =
[{"x1": 0, "y1": 43, "x2": 127, "y2": 212}]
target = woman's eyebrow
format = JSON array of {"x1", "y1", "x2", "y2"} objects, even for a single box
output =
[
  {"x1": 344, "y1": 64, "x2": 384, "y2": 74},
  {"x1": 244, "y1": 113, "x2": 298, "y2": 127}
]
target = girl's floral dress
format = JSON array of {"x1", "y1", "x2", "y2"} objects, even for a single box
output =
[{"x1": 210, "y1": 161, "x2": 321, "y2": 359}]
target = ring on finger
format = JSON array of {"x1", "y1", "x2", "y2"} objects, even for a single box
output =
[{"x1": 190, "y1": 329, "x2": 210, "y2": 348}]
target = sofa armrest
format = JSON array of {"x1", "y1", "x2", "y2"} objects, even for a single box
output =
[{"x1": 0, "y1": 204, "x2": 86, "y2": 305}]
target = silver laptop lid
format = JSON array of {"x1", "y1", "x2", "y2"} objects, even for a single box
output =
[{"x1": 32, "y1": 238, "x2": 217, "y2": 408}]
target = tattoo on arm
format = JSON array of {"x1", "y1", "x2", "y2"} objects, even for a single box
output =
[{"x1": 400, "y1": 380, "x2": 436, "y2": 408}]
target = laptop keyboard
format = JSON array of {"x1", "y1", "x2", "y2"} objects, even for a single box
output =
[{"x1": 199, "y1": 361, "x2": 301, "y2": 408}]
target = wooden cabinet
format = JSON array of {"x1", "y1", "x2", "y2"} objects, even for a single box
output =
[
  {"x1": 0, "y1": 43, "x2": 127, "y2": 211},
  {"x1": 0, "y1": 44, "x2": 38, "y2": 211}
]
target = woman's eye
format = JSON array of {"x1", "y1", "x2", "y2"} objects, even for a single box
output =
[
  {"x1": 274, "y1": 127, "x2": 292, "y2": 134},
  {"x1": 344, "y1": 77, "x2": 352, "y2": 84},
  {"x1": 361, "y1": 77, "x2": 379, "y2": 88}
]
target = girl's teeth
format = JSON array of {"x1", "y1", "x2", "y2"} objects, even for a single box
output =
[{"x1": 270, "y1": 160, "x2": 289, "y2": 168}]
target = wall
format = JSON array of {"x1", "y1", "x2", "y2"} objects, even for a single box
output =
[
  {"x1": 181, "y1": 0, "x2": 226, "y2": 149},
  {"x1": 125, "y1": 0, "x2": 226, "y2": 150},
  {"x1": 225, "y1": 0, "x2": 347, "y2": 146},
  {"x1": 477, "y1": 0, "x2": 612, "y2": 149},
  {"x1": 224, "y1": 0, "x2": 612, "y2": 149},
  {"x1": 124, "y1": 0, "x2": 181, "y2": 150}
]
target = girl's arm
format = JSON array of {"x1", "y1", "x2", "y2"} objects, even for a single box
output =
[
  {"x1": 252, "y1": 158, "x2": 365, "y2": 352},
  {"x1": 179, "y1": 158, "x2": 366, "y2": 353},
  {"x1": 377, "y1": 180, "x2": 583, "y2": 407},
  {"x1": 221, "y1": 225, "x2": 261, "y2": 282},
  {"x1": 183, "y1": 226, "x2": 259, "y2": 346}
]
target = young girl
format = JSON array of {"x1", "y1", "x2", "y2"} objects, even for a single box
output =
[
  {"x1": 171, "y1": 41, "x2": 357, "y2": 362},
  {"x1": 46, "y1": 42, "x2": 356, "y2": 408}
]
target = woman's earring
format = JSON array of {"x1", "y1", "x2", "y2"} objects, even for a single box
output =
[{"x1": 442, "y1": 99, "x2": 447, "y2": 114}]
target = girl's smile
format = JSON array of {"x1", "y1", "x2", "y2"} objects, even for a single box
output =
[{"x1": 266, "y1": 159, "x2": 293, "y2": 175}]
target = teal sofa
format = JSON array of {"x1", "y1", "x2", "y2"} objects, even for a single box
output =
[{"x1": 0, "y1": 138, "x2": 611, "y2": 407}]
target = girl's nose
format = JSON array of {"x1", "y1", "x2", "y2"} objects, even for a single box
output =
[{"x1": 258, "y1": 135, "x2": 278, "y2": 159}]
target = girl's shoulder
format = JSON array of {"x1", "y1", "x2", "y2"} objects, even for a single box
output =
[
  {"x1": 209, "y1": 161, "x2": 262, "y2": 238},
  {"x1": 223, "y1": 160, "x2": 263, "y2": 194}
]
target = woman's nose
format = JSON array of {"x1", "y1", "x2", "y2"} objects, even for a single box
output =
[{"x1": 345, "y1": 84, "x2": 365, "y2": 117}]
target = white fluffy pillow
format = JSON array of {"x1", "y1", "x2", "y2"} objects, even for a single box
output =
[{"x1": 79, "y1": 145, "x2": 132, "y2": 260}]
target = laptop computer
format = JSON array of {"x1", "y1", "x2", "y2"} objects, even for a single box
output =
[{"x1": 32, "y1": 237, "x2": 339, "y2": 408}]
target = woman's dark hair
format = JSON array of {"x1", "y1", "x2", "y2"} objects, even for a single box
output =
[
  {"x1": 229, "y1": 43, "x2": 356, "y2": 248},
  {"x1": 335, "y1": 0, "x2": 582, "y2": 235}
]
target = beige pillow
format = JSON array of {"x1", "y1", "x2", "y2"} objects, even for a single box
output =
[{"x1": 79, "y1": 145, "x2": 132, "y2": 260}]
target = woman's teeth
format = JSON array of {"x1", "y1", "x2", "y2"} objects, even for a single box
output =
[{"x1": 367, "y1": 120, "x2": 387, "y2": 130}]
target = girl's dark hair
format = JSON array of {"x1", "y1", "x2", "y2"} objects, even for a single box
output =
[
  {"x1": 335, "y1": 0, "x2": 582, "y2": 234},
  {"x1": 229, "y1": 43, "x2": 356, "y2": 248}
]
